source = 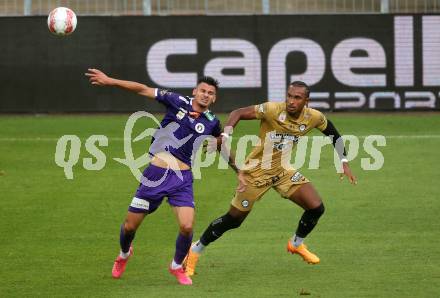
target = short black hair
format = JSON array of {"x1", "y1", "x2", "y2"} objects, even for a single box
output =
[
  {"x1": 289, "y1": 81, "x2": 310, "y2": 98},
  {"x1": 197, "y1": 76, "x2": 219, "y2": 91}
]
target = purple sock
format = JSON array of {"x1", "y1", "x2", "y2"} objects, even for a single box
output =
[
  {"x1": 120, "y1": 224, "x2": 135, "y2": 253},
  {"x1": 173, "y1": 233, "x2": 193, "y2": 264}
]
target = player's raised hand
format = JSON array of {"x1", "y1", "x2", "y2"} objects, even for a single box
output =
[
  {"x1": 85, "y1": 68, "x2": 112, "y2": 86},
  {"x1": 236, "y1": 171, "x2": 247, "y2": 192},
  {"x1": 340, "y1": 162, "x2": 357, "y2": 185}
]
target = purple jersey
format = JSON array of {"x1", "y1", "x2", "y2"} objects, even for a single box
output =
[{"x1": 149, "y1": 88, "x2": 222, "y2": 167}]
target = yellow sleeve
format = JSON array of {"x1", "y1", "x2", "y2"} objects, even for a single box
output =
[
  {"x1": 254, "y1": 102, "x2": 277, "y2": 120},
  {"x1": 314, "y1": 110, "x2": 328, "y2": 131}
]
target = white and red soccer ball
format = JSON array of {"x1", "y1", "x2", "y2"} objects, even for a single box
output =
[{"x1": 47, "y1": 7, "x2": 77, "y2": 36}]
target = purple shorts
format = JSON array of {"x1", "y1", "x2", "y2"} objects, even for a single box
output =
[{"x1": 128, "y1": 164, "x2": 194, "y2": 214}]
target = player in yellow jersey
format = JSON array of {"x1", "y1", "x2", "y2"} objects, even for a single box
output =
[{"x1": 184, "y1": 81, "x2": 357, "y2": 276}]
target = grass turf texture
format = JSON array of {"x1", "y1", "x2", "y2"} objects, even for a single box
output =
[{"x1": 0, "y1": 113, "x2": 439, "y2": 297}]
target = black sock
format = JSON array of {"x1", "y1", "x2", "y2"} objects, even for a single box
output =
[
  {"x1": 295, "y1": 203, "x2": 325, "y2": 238},
  {"x1": 200, "y1": 213, "x2": 243, "y2": 246},
  {"x1": 120, "y1": 224, "x2": 136, "y2": 253}
]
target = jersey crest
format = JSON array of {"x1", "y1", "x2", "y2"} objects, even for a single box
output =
[{"x1": 195, "y1": 123, "x2": 205, "y2": 133}]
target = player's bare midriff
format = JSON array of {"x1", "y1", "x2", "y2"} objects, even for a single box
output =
[{"x1": 151, "y1": 151, "x2": 190, "y2": 170}]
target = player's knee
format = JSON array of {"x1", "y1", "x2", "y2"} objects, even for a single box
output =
[
  {"x1": 225, "y1": 213, "x2": 244, "y2": 229},
  {"x1": 231, "y1": 219, "x2": 243, "y2": 229},
  {"x1": 179, "y1": 223, "x2": 193, "y2": 235},
  {"x1": 310, "y1": 202, "x2": 325, "y2": 218},
  {"x1": 123, "y1": 221, "x2": 137, "y2": 233},
  {"x1": 317, "y1": 202, "x2": 325, "y2": 216},
  {"x1": 123, "y1": 217, "x2": 142, "y2": 233}
]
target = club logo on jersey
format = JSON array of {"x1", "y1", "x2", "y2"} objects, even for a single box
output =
[
  {"x1": 299, "y1": 124, "x2": 306, "y2": 132},
  {"x1": 241, "y1": 200, "x2": 249, "y2": 208},
  {"x1": 278, "y1": 112, "x2": 286, "y2": 122},
  {"x1": 291, "y1": 172, "x2": 304, "y2": 183},
  {"x1": 195, "y1": 123, "x2": 205, "y2": 133}
]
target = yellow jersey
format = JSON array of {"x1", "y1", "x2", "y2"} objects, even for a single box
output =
[{"x1": 242, "y1": 102, "x2": 327, "y2": 179}]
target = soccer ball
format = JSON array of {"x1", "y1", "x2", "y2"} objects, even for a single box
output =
[{"x1": 47, "y1": 7, "x2": 77, "y2": 36}]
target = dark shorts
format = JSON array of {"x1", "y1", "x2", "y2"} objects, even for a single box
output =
[{"x1": 128, "y1": 164, "x2": 194, "y2": 214}]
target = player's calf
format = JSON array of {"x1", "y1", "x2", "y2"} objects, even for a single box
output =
[
  {"x1": 199, "y1": 212, "x2": 245, "y2": 245},
  {"x1": 294, "y1": 203, "x2": 325, "y2": 244},
  {"x1": 120, "y1": 224, "x2": 136, "y2": 255},
  {"x1": 286, "y1": 203, "x2": 324, "y2": 265},
  {"x1": 184, "y1": 212, "x2": 244, "y2": 276}
]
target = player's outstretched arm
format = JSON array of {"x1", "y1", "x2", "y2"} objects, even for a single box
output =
[
  {"x1": 85, "y1": 68, "x2": 155, "y2": 99},
  {"x1": 321, "y1": 120, "x2": 357, "y2": 185},
  {"x1": 224, "y1": 105, "x2": 257, "y2": 129}
]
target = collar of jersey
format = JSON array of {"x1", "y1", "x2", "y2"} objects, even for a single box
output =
[
  {"x1": 188, "y1": 97, "x2": 212, "y2": 119},
  {"x1": 287, "y1": 106, "x2": 307, "y2": 122}
]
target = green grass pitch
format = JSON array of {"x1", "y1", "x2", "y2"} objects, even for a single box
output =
[{"x1": 0, "y1": 113, "x2": 439, "y2": 297}]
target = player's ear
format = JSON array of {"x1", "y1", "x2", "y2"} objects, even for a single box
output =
[{"x1": 192, "y1": 88, "x2": 197, "y2": 96}]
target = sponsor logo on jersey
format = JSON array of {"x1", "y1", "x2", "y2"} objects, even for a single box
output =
[
  {"x1": 195, "y1": 123, "x2": 205, "y2": 133},
  {"x1": 176, "y1": 108, "x2": 188, "y2": 120},
  {"x1": 273, "y1": 141, "x2": 289, "y2": 151},
  {"x1": 269, "y1": 132, "x2": 300, "y2": 142},
  {"x1": 204, "y1": 110, "x2": 215, "y2": 121},
  {"x1": 176, "y1": 110, "x2": 185, "y2": 120}
]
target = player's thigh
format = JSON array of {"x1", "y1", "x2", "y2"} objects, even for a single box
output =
[
  {"x1": 273, "y1": 170, "x2": 321, "y2": 210},
  {"x1": 288, "y1": 183, "x2": 322, "y2": 210},
  {"x1": 274, "y1": 170, "x2": 309, "y2": 200},
  {"x1": 172, "y1": 206, "x2": 195, "y2": 233},
  {"x1": 231, "y1": 181, "x2": 271, "y2": 212}
]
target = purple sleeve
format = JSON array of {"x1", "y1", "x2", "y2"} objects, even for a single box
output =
[
  {"x1": 212, "y1": 121, "x2": 222, "y2": 137},
  {"x1": 155, "y1": 88, "x2": 183, "y2": 107}
]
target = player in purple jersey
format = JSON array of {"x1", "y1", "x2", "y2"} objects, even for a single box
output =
[{"x1": 85, "y1": 68, "x2": 223, "y2": 285}]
